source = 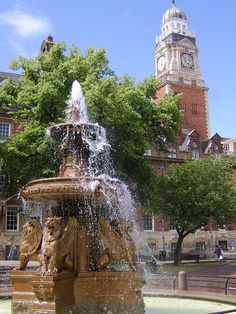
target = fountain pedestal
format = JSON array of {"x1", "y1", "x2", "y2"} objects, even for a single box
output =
[
  {"x1": 74, "y1": 271, "x2": 145, "y2": 313},
  {"x1": 11, "y1": 270, "x2": 75, "y2": 314},
  {"x1": 11, "y1": 271, "x2": 35, "y2": 314},
  {"x1": 11, "y1": 270, "x2": 145, "y2": 314}
]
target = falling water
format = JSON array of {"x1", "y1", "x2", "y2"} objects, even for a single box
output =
[{"x1": 66, "y1": 80, "x2": 88, "y2": 124}]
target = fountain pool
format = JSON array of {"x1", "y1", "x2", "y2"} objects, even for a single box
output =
[
  {"x1": 1, "y1": 297, "x2": 236, "y2": 314},
  {"x1": 145, "y1": 297, "x2": 236, "y2": 313}
]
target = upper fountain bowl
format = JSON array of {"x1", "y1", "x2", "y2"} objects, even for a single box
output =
[{"x1": 20, "y1": 175, "x2": 122, "y2": 205}]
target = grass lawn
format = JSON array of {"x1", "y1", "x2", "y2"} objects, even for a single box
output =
[{"x1": 159, "y1": 261, "x2": 233, "y2": 274}]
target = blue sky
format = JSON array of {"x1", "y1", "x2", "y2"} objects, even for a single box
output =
[{"x1": 0, "y1": 0, "x2": 235, "y2": 138}]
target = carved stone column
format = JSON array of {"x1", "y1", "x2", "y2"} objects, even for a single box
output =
[{"x1": 77, "y1": 219, "x2": 89, "y2": 272}]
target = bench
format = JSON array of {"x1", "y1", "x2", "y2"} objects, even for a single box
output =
[
  {"x1": 223, "y1": 253, "x2": 236, "y2": 260},
  {"x1": 180, "y1": 253, "x2": 200, "y2": 263},
  {"x1": 225, "y1": 278, "x2": 236, "y2": 295}
]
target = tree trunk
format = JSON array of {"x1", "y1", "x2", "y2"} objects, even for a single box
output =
[{"x1": 174, "y1": 233, "x2": 184, "y2": 266}]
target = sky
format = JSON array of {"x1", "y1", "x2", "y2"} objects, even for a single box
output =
[{"x1": 0, "y1": 0, "x2": 235, "y2": 139}]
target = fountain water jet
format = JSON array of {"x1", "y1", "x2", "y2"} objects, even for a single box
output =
[{"x1": 11, "y1": 81, "x2": 145, "y2": 314}]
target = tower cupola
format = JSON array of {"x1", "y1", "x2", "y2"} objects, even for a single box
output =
[{"x1": 160, "y1": 1, "x2": 191, "y2": 39}]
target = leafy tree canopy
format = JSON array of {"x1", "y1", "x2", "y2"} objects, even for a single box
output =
[
  {"x1": 154, "y1": 157, "x2": 236, "y2": 264},
  {"x1": 0, "y1": 43, "x2": 181, "y2": 205}
]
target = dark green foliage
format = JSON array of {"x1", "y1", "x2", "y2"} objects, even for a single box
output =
[
  {"x1": 154, "y1": 158, "x2": 236, "y2": 264},
  {"x1": 0, "y1": 43, "x2": 181, "y2": 205}
]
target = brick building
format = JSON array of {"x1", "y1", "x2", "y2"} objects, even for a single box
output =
[
  {"x1": 141, "y1": 1, "x2": 235, "y2": 259},
  {"x1": 0, "y1": 36, "x2": 55, "y2": 260},
  {"x1": 0, "y1": 72, "x2": 22, "y2": 260},
  {"x1": 0, "y1": 22, "x2": 234, "y2": 262}
]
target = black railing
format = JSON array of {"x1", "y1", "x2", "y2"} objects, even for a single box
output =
[{"x1": 186, "y1": 275, "x2": 236, "y2": 295}]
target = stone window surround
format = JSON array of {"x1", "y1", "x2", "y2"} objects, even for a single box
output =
[{"x1": 5, "y1": 206, "x2": 19, "y2": 232}]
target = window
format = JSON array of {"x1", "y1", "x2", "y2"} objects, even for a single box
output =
[
  {"x1": 168, "y1": 148, "x2": 176, "y2": 158},
  {"x1": 148, "y1": 243, "x2": 157, "y2": 251},
  {"x1": 0, "y1": 123, "x2": 11, "y2": 138},
  {"x1": 192, "y1": 150, "x2": 199, "y2": 159},
  {"x1": 196, "y1": 242, "x2": 205, "y2": 252},
  {"x1": 177, "y1": 23, "x2": 180, "y2": 29},
  {"x1": 6, "y1": 245, "x2": 19, "y2": 260},
  {"x1": 192, "y1": 103, "x2": 198, "y2": 114},
  {"x1": 144, "y1": 149, "x2": 152, "y2": 156},
  {"x1": 229, "y1": 239, "x2": 235, "y2": 250},
  {"x1": 180, "y1": 101, "x2": 186, "y2": 111},
  {"x1": 224, "y1": 144, "x2": 229, "y2": 151},
  {"x1": 159, "y1": 164, "x2": 164, "y2": 176},
  {"x1": 29, "y1": 208, "x2": 42, "y2": 224},
  {"x1": 143, "y1": 216, "x2": 154, "y2": 231},
  {"x1": 210, "y1": 142, "x2": 220, "y2": 159},
  {"x1": 0, "y1": 166, "x2": 5, "y2": 190},
  {"x1": 169, "y1": 219, "x2": 176, "y2": 230},
  {"x1": 171, "y1": 242, "x2": 177, "y2": 252},
  {"x1": 6, "y1": 207, "x2": 19, "y2": 231}
]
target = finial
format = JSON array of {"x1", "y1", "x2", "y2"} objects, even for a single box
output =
[{"x1": 172, "y1": 0, "x2": 175, "y2": 5}]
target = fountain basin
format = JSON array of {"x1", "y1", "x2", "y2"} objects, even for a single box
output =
[
  {"x1": 145, "y1": 296, "x2": 236, "y2": 314},
  {"x1": 20, "y1": 176, "x2": 121, "y2": 204},
  {"x1": 2, "y1": 296, "x2": 236, "y2": 314},
  {"x1": 48, "y1": 122, "x2": 104, "y2": 141}
]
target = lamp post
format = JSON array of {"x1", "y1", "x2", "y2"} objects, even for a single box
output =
[{"x1": 161, "y1": 219, "x2": 165, "y2": 250}]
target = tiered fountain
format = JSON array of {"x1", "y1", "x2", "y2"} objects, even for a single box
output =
[{"x1": 11, "y1": 81, "x2": 145, "y2": 314}]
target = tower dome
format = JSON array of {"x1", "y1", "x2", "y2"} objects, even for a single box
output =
[{"x1": 162, "y1": 1, "x2": 187, "y2": 25}]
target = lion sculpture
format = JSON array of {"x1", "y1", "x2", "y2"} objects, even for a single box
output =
[
  {"x1": 16, "y1": 216, "x2": 77, "y2": 274},
  {"x1": 97, "y1": 217, "x2": 137, "y2": 271},
  {"x1": 16, "y1": 219, "x2": 43, "y2": 270},
  {"x1": 42, "y1": 216, "x2": 77, "y2": 275}
]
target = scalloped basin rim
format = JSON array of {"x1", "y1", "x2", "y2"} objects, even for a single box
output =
[
  {"x1": 48, "y1": 122, "x2": 102, "y2": 132},
  {"x1": 20, "y1": 176, "x2": 121, "y2": 202}
]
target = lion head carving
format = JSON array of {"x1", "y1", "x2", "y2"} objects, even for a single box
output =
[
  {"x1": 44, "y1": 216, "x2": 62, "y2": 242},
  {"x1": 21, "y1": 219, "x2": 42, "y2": 256}
]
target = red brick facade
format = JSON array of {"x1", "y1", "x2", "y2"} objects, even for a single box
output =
[{"x1": 157, "y1": 83, "x2": 209, "y2": 141}]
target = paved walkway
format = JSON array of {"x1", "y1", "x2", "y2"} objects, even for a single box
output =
[{"x1": 188, "y1": 261, "x2": 236, "y2": 277}]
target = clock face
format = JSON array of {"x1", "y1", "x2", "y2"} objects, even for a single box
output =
[
  {"x1": 157, "y1": 55, "x2": 166, "y2": 72},
  {"x1": 181, "y1": 53, "x2": 194, "y2": 68}
]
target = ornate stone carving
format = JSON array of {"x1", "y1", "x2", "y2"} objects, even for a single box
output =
[
  {"x1": 97, "y1": 218, "x2": 137, "y2": 271},
  {"x1": 16, "y1": 219, "x2": 43, "y2": 270},
  {"x1": 16, "y1": 217, "x2": 78, "y2": 274},
  {"x1": 42, "y1": 216, "x2": 78, "y2": 275}
]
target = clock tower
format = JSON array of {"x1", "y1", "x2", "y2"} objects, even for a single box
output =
[{"x1": 155, "y1": 0, "x2": 209, "y2": 142}]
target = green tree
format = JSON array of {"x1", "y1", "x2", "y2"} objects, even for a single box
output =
[
  {"x1": 0, "y1": 42, "x2": 181, "y2": 205},
  {"x1": 155, "y1": 158, "x2": 236, "y2": 265}
]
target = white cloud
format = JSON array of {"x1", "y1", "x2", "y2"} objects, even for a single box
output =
[
  {"x1": 9, "y1": 38, "x2": 27, "y2": 56},
  {"x1": 0, "y1": 9, "x2": 52, "y2": 38}
]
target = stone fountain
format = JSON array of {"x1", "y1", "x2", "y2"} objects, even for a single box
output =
[{"x1": 11, "y1": 81, "x2": 145, "y2": 314}]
